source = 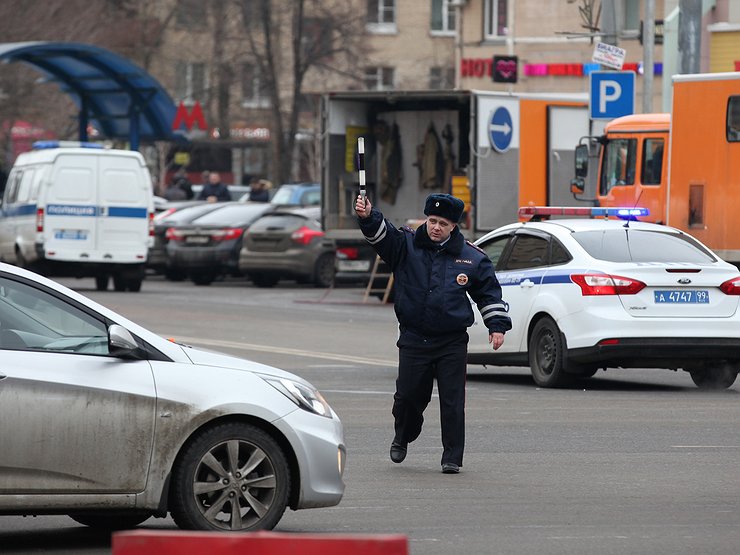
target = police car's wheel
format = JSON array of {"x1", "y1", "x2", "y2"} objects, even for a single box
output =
[
  {"x1": 688, "y1": 365, "x2": 738, "y2": 390},
  {"x1": 529, "y1": 317, "x2": 571, "y2": 388}
]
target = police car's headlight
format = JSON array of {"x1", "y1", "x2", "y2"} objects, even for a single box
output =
[{"x1": 262, "y1": 376, "x2": 333, "y2": 418}]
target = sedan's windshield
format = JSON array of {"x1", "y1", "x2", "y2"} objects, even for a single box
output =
[{"x1": 572, "y1": 229, "x2": 717, "y2": 263}]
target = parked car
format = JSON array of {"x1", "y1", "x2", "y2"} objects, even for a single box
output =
[
  {"x1": 467, "y1": 206, "x2": 740, "y2": 389},
  {"x1": 0, "y1": 262, "x2": 345, "y2": 531},
  {"x1": 239, "y1": 207, "x2": 336, "y2": 288},
  {"x1": 165, "y1": 202, "x2": 275, "y2": 285},
  {"x1": 148, "y1": 201, "x2": 222, "y2": 280},
  {"x1": 240, "y1": 183, "x2": 320, "y2": 206},
  {"x1": 192, "y1": 184, "x2": 251, "y2": 201}
]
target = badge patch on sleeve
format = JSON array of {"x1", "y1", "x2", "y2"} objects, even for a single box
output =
[{"x1": 456, "y1": 273, "x2": 469, "y2": 286}]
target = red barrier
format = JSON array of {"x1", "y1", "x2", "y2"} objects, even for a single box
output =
[{"x1": 112, "y1": 530, "x2": 409, "y2": 555}]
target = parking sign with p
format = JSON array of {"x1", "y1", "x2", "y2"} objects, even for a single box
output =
[{"x1": 589, "y1": 71, "x2": 635, "y2": 120}]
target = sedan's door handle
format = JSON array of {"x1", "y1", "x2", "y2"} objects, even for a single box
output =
[{"x1": 520, "y1": 279, "x2": 535, "y2": 288}]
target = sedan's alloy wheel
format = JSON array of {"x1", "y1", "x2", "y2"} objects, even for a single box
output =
[{"x1": 170, "y1": 422, "x2": 290, "y2": 531}]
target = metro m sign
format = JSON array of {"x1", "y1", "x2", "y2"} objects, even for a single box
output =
[{"x1": 172, "y1": 101, "x2": 207, "y2": 132}]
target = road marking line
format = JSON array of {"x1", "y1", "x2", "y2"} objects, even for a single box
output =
[{"x1": 171, "y1": 336, "x2": 397, "y2": 367}]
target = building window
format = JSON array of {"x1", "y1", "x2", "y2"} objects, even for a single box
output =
[
  {"x1": 623, "y1": 0, "x2": 640, "y2": 32},
  {"x1": 241, "y1": 63, "x2": 271, "y2": 108},
  {"x1": 429, "y1": 67, "x2": 454, "y2": 89},
  {"x1": 176, "y1": 0, "x2": 207, "y2": 28},
  {"x1": 367, "y1": 0, "x2": 396, "y2": 33},
  {"x1": 365, "y1": 67, "x2": 394, "y2": 90},
  {"x1": 175, "y1": 61, "x2": 207, "y2": 104},
  {"x1": 302, "y1": 18, "x2": 333, "y2": 60},
  {"x1": 484, "y1": 0, "x2": 508, "y2": 40},
  {"x1": 431, "y1": 0, "x2": 457, "y2": 34}
]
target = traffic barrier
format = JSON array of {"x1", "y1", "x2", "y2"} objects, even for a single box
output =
[{"x1": 112, "y1": 530, "x2": 409, "y2": 555}]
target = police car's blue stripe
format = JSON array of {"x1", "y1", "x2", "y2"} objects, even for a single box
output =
[
  {"x1": 498, "y1": 269, "x2": 600, "y2": 286},
  {"x1": 107, "y1": 207, "x2": 147, "y2": 218}
]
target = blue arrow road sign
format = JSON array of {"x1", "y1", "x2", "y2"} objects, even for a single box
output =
[
  {"x1": 488, "y1": 106, "x2": 513, "y2": 152},
  {"x1": 589, "y1": 71, "x2": 635, "y2": 120}
]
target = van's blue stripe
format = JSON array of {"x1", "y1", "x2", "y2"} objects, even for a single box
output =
[
  {"x1": 3, "y1": 204, "x2": 37, "y2": 217},
  {"x1": 107, "y1": 207, "x2": 147, "y2": 218}
]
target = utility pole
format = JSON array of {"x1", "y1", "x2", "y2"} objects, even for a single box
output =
[
  {"x1": 643, "y1": 0, "x2": 655, "y2": 113},
  {"x1": 679, "y1": 0, "x2": 701, "y2": 73}
]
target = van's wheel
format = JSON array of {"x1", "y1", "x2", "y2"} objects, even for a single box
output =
[
  {"x1": 529, "y1": 317, "x2": 572, "y2": 388},
  {"x1": 95, "y1": 275, "x2": 110, "y2": 291},
  {"x1": 688, "y1": 364, "x2": 738, "y2": 390},
  {"x1": 69, "y1": 512, "x2": 152, "y2": 530},
  {"x1": 169, "y1": 422, "x2": 290, "y2": 532},
  {"x1": 313, "y1": 253, "x2": 336, "y2": 288},
  {"x1": 113, "y1": 275, "x2": 127, "y2": 292},
  {"x1": 126, "y1": 278, "x2": 143, "y2": 292},
  {"x1": 15, "y1": 247, "x2": 29, "y2": 270}
]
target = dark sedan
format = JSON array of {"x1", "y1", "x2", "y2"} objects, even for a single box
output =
[
  {"x1": 165, "y1": 202, "x2": 275, "y2": 285},
  {"x1": 238, "y1": 207, "x2": 336, "y2": 288},
  {"x1": 149, "y1": 202, "x2": 223, "y2": 280}
]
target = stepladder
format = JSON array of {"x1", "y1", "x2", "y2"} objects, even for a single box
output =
[{"x1": 363, "y1": 255, "x2": 394, "y2": 303}]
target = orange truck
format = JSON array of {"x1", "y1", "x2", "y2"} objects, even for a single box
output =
[{"x1": 572, "y1": 72, "x2": 740, "y2": 263}]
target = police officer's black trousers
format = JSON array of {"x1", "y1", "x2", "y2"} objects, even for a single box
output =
[{"x1": 393, "y1": 333, "x2": 468, "y2": 466}]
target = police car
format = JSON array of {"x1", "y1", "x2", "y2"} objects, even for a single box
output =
[{"x1": 467, "y1": 207, "x2": 740, "y2": 390}]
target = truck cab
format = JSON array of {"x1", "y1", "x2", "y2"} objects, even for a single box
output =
[{"x1": 573, "y1": 113, "x2": 670, "y2": 224}]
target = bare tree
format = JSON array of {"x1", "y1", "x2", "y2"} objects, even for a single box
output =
[{"x1": 236, "y1": 0, "x2": 365, "y2": 184}]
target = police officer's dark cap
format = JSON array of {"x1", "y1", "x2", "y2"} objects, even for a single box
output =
[{"x1": 423, "y1": 193, "x2": 464, "y2": 223}]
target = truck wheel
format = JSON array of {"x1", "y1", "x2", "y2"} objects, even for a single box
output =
[
  {"x1": 169, "y1": 422, "x2": 290, "y2": 532},
  {"x1": 95, "y1": 275, "x2": 110, "y2": 291},
  {"x1": 529, "y1": 317, "x2": 572, "y2": 388}
]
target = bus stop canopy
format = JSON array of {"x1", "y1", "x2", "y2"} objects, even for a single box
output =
[{"x1": 0, "y1": 41, "x2": 183, "y2": 150}]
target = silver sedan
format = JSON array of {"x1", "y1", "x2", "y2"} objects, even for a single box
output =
[{"x1": 0, "y1": 262, "x2": 345, "y2": 531}]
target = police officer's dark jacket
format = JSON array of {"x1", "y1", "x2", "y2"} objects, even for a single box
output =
[{"x1": 359, "y1": 208, "x2": 512, "y2": 338}]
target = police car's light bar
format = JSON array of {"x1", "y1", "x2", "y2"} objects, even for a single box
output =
[
  {"x1": 518, "y1": 206, "x2": 649, "y2": 221},
  {"x1": 32, "y1": 141, "x2": 105, "y2": 150}
]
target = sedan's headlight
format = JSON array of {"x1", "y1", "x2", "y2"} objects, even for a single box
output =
[{"x1": 262, "y1": 376, "x2": 333, "y2": 418}]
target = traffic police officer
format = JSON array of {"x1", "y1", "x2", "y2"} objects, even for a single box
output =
[{"x1": 355, "y1": 192, "x2": 511, "y2": 474}]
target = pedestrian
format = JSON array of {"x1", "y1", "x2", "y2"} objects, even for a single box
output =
[
  {"x1": 197, "y1": 171, "x2": 231, "y2": 202},
  {"x1": 355, "y1": 192, "x2": 511, "y2": 474},
  {"x1": 248, "y1": 178, "x2": 271, "y2": 202},
  {"x1": 165, "y1": 167, "x2": 194, "y2": 200}
]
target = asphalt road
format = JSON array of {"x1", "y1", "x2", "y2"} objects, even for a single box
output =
[{"x1": 2, "y1": 275, "x2": 740, "y2": 555}]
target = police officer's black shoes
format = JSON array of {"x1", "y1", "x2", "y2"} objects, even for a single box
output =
[
  {"x1": 390, "y1": 442, "x2": 407, "y2": 463},
  {"x1": 442, "y1": 463, "x2": 460, "y2": 474}
]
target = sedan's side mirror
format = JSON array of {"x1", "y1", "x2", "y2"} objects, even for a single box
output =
[{"x1": 109, "y1": 324, "x2": 140, "y2": 358}]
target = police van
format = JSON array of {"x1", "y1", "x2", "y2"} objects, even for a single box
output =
[{"x1": 0, "y1": 141, "x2": 154, "y2": 292}]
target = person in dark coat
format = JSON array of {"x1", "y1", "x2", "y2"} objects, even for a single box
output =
[
  {"x1": 355, "y1": 192, "x2": 511, "y2": 474},
  {"x1": 197, "y1": 171, "x2": 231, "y2": 202}
]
